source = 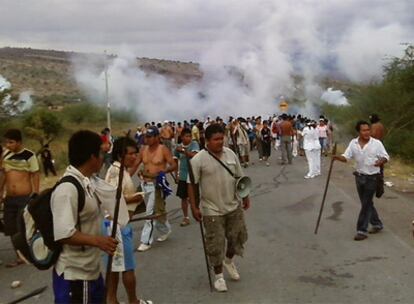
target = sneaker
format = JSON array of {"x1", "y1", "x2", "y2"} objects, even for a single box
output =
[
  {"x1": 180, "y1": 217, "x2": 190, "y2": 227},
  {"x1": 223, "y1": 260, "x2": 240, "y2": 281},
  {"x1": 156, "y1": 231, "x2": 171, "y2": 242},
  {"x1": 259, "y1": 158, "x2": 263, "y2": 161},
  {"x1": 137, "y1": 243, "x2": 151, "y2": 252},
  {"x1": 214, "y1": 277, "x2": 228, "y2": 292},
  {"x1": 266, "y1": 162, "x2": 270, "y2": 166},
  {"x1": 139, "y1": 300, "x2": 153, "y2": 304},
  {"x1": 304, "y1": 174, "x2": 312, "y2": 179},
  {"x1": 354, "y1": 233, "x2": 368, "y2": 241}
]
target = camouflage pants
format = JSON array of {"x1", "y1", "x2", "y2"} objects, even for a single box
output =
[{"x1": 203, "y1": 207, "x2": 248, "y2": 267}]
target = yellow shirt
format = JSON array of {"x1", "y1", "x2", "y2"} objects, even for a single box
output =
[{"x1": 2, "y1": 148, "x2": 39, "y2": 173}]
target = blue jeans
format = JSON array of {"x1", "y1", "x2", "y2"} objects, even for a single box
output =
[
  {"x1": 319, "y1": 137, "x2": 327, "y2": 152},
  {"x1": 355, "y1": 174, "x2": 383, "y2": 235}
]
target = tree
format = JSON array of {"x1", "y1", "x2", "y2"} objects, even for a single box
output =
[
  {"x1": 23, "y1": 108, "x2": 63, "y2": 149},
  {"x1": 323, "y1": 44, "x2": 414, "y2": 161}
]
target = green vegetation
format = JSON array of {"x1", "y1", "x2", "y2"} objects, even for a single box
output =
[
  {"x1": 23, "y1": 108, "x2": 63, "y2": 149},
  {"x1": 1, "y1": 101, "x2": 137, "y2": 172},
  {"x1": 323, "y1": 45, "x2": 414, "y2": 162}
]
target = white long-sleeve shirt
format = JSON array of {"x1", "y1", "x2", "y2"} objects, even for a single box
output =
[{"x1": 342, "y1": 137, "x2": 389, "y2": 175}]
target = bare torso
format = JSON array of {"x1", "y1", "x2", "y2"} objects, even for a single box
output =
[
  {"x1": 371, "y1": 122, "x2": 385, "y2": 141},
  {"x1": 5, "y1": 170, "x2": 33, "y2": 196},
  {"x1": 160, "y1": 127, "x2": 173, "y2": 140},
  {"x1": 142, "y1": 144, "x2": 168, "y2": 181}
]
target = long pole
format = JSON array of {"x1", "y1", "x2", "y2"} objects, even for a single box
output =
[
  {"x1": 104, "y1": 132, "x2": 130, "y2": 303},
  {"x1": 186, "y1": 156, "x2": 213, "y2": 292},
  {"x1": 314, "y1": 143, "x2": 337, "y2": 234},
  {"x1": 104, "y1": 50, "x2": 111, "y2": 131}
]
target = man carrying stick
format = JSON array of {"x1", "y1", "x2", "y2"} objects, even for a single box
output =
[
  {"x1": 188, "y1": 124, "x2": 250, "y2": 292},
  {"x1": 333, "y1": 120, "x2": 389, "y2": 241},
  {"x1": 132, "y1": 126, "x2": 177, "y2": 252}
]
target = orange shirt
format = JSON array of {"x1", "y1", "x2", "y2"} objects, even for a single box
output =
[{"x1": 280, "y1": 120, "x2": 294, "y2": 136}]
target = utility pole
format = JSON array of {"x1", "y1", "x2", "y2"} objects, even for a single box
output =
[{"x1": 104, "y1": 50, "x2": 111, "y2": 131}]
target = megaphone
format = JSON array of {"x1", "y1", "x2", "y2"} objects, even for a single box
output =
[{"x1": 236, "y1": 176, "x2": 252, "y2": 199}]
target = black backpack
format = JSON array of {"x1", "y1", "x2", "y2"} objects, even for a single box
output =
[{"x1": 12, "y1": 175, "x2": 85, "y2": 270}]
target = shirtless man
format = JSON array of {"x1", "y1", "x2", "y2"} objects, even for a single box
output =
[
  {"x1": 160, "y1": 121, "x2": 174, "y2": 153},
  {"x1": 369, "y1": 114, "x2": 385, "y2": 141},
  {"x1": 0, "y1": 129, "x2": 40, "y2": 267},
  {"x1": 131, "y1": 126, "x2": 177, "y2": 252}
]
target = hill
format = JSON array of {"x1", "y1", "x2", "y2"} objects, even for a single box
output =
[{"x1": 0, "y1": 47, "x2": 202, "y2": 105}]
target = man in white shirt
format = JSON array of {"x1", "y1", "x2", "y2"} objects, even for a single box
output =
[
  {"x1": 333, "y1": 121, "x2": 389, "y2": 241},
  {"x1": 51, "y1": 130, "x2": 121, "y2": 303}
]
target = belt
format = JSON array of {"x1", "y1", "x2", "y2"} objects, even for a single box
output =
[{"x1": 353, "y1": 171, "x2": 380, "y2": 177}]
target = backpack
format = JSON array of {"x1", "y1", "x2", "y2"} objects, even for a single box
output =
[{"x1": 11, "y1": 175, "x2": 85, "y2": 270}]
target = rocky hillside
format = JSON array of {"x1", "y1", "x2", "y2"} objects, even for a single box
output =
[{"x1": 0, "y1": 47, "x2": 202, "y2": 104}]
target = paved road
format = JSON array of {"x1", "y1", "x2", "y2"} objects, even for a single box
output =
[{"x1": 1, "y1": 151, "x2": 414, "y2": 304}]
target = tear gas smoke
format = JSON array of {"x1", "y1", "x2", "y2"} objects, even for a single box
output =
[
  {"x1": 0, "y1": 74, "x2": 33, "y2": 115},
  {"x1": 71, "y1": 1, "x2": 411, "y2": 121},
  {"x1": 321, "y1": 88, "x2": 348, "y2": 106},
  {"x1": 0, "y1": 75, "x2": 11, "y2": 91}
]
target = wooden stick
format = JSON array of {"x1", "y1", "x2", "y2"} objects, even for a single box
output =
[
  {"x1": 186, "y1": 156, "x2": 213, "y2": 292},
  {"x1": 7, "y1": 286, "x2": 47, "y2": 304},
  {"x1": 104, "y1": 132, "x2": 130, "y2": 303},
  {"x1": 314, "y1": 143, "x2": 337, "y2": 234}
]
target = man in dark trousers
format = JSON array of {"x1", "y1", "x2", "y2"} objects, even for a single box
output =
[
  {"x1": 40, "y1": 144, "x2": 57, "y2": 177},
  {"x1": 0, "y1": 129, "x2": 40, "y2": 267},
  {"x1": 333, "y1": 121, "x2": 389, "y2": 241}
]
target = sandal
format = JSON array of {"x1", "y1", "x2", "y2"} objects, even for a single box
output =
[{"x1": 180, "y1": 217, "x2": 190, "y2": 227}]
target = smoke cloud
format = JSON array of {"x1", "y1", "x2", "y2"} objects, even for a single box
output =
[
  {"x1": 0, "y1": 74, "x2": 33, "y2": 115},
  {"x1": 64, "y1": 0, "x2": 414, "y2": 121},
  {"x1": 0, "y1": 75, "x2": 11, "y2": 91},
  {"x1": 321, "y1": 88, "x2": 348, "y2": 106}
]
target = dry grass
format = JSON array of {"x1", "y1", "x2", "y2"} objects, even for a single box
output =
[
  {"x1": 26, "y1": 121, "x2": 138, "y2": 191},
  {"x1": 385, "y1": 158, "x2": 414, "y2": 193}
]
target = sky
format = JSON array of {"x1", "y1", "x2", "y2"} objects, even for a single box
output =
[
  {"x1": 1, "y1": 0, "x2": 414, "y2": 120},
  {"x1": 1, "y1": 1, "x2": 413, "y2": 63}
]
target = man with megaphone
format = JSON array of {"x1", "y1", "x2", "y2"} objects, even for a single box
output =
[{"x1": 188, "y1": 124, "x2": 250, "y2": 293}]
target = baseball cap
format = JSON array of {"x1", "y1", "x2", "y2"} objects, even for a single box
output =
[{"x1": 145, "y1": 126, "x2": 159, "y2": 137}]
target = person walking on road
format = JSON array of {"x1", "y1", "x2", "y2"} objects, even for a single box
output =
[
  {"x1": 261, "y1": 120, "x2": 272, "y2": 166},
  {"x1": 174, "y1": 128, "x2": 200, "y2": 227},
  {"x1": 131, "y1": 126, "x2": 177, "y2": 252},
  {"x1": 279, "y1": 114, "x2": 294, "y2": 165},
  {"x1": 333, "y1": 120, "x2": 389, "y2": 241},
  {"x1": 51, "y1": 130, "x2": 122, "y2": 303},
  {"x1": 188, "y1": 124, "x2": 250, "y2": 292},
  {"x1": 317, "y1": 118, "x2": 329, "y2": 156},
  {"x1": 302, "y1": 120, "x2": 321, "y2": 178}
]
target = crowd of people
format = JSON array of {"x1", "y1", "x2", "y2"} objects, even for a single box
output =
[{"x1": 0, "y1": 111, "x2": 390, "y2": 303}]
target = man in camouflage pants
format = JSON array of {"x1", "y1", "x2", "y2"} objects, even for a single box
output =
[{"x1": 188, "y1": 124, "x2": 250, "y2": 292}]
